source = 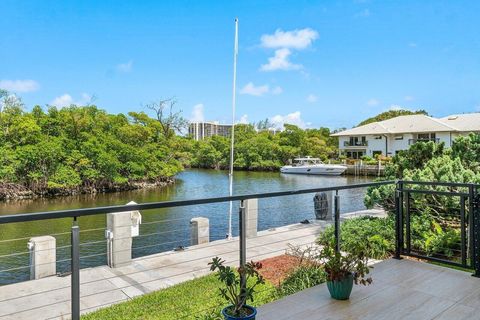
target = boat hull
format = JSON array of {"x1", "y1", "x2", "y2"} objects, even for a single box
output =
[{"x1": 280, "y1": 165, "x2": 347, "y2": 176}]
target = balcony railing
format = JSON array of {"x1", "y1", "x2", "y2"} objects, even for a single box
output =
[
  {"x1": 408, "y1": 138, "x2": 440, "y2": 145},
  {"x1": 343, "y1": 141, "x2": 368, "y2": 147},
  {"x1": 0, "y1": 180, "x2": 479, "y2": 319}
]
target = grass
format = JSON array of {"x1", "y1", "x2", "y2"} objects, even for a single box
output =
[{"x1": 81, "y1": 273, "x2": 277, "y2": 320}]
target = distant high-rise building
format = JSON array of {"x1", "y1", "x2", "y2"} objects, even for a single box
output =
[{"x1": 188, "y1": 121, "x2": 232, "y2": 140}]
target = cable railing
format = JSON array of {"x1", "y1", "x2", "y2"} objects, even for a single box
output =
[
  {"x1": 1, "y1": 179, "x2": 479, "y2": 320},
  {"x1": 395, "y1": 181, "x2": 480, "y2": 271}
]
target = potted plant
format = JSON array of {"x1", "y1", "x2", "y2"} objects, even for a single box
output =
[
  {"x1": 209, "y1": 257, "x2": 264, "y2": 320},
  {"x1": 317, "y1": 243, "x2": 372, "y2": 300}
]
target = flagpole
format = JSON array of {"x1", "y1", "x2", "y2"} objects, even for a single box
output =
[{"x1": 227, "y1": 18, "x2": 238, "y2": 240}]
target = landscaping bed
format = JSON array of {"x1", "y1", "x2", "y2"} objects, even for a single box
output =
[{"x1": 81, "y1": 253, "x2": 322, "y2": 320}]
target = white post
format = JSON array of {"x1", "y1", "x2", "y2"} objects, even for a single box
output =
[
  {"x1": 227, "y1": 18, "x2": 239, "y2": 240},
  {"x1": 326, "y1": 191, "x2": 333, "y2": 221},
  {"x1": 106, "y1": 201, "x2": 140, "y2": 268},
  {"x1": 244, "y1": 198, "x2": 258, "y2": 238},
  {"x1": 190, "y1": 217, "x2": 210, "y2": 245},
  {"x1": 28, "y1": 236, "x2": 56, "y2": 280}
]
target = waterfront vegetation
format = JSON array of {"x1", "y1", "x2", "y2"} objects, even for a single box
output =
[
  {"x1": 0, "y1": 92, "x2": 338, "y2": 199},
  {"x1": 188, "y1": 124, "x2": 337, "y2": 170},
  {"x1": 0, "y1": 91, "x2": 186, "y2": 199}
]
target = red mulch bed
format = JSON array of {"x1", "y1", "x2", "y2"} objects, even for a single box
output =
[{"x1": 258, "y1": 254, "x2": 301, "y2": 286}]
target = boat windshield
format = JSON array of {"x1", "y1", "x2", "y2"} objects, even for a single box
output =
[{"x1": 292, "y1": 158, "x2": 322, "y2": 166}]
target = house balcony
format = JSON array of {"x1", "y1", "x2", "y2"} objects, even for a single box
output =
[
  {"x1": 408, "y1": 138, "x2": 440, "y2": 145},
  {"x1": 343, "y1": 141, "x2": 368, "y2": 147}
]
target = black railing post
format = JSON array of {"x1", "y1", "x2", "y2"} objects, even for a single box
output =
[
  {"x1": 405, "y1": 191, "x2": 411, "y2": 254},
  {"x1": 460, "y1": 196, "x2": 467, "y2": 267},
  {"x1": 71, "y1": 217, "x2": 80, "y2": 320},
  {"x1": 394, "y1": 180, "x2": 404, "y2": 259},
  {"x1": 470, "y1": 185, "x2": 480, "y2": 277},
  {"x1": 334, "y1": 191, "x2": 340, "y2": 253},
  {"x1": 239, "y1": 201, "x2": 247, "y2": 297}
]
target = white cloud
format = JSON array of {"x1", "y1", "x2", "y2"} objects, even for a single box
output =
[
  {"x1": 270, "y1": 111, "x2": 307, "y2": 129},
  {"x1": 51, "y1": 94, "x2": 74, "y2": 107},
  {"x1": 260, "y1": 48, "x2": 302, "y2": 72},
  {"x1": 190, "y1": 103, "x2": 205, "y2": 122},
  {"x1": 240, "y1": 82, "x2": 283, "y2": 96},
  {"x1": 116, "y1": 60, "x2": 133, "y2": 73},
  {"x1": 306, "y1": 94, "x2": 318, "y2": 103},
  {"x1": 50, "y1": 93, "x2": 92, "y2": 107},
  {"x1": 239, "y1": 114, "x2": 249, "y2": 124},
  {"x1": 0, "y1": 79, "x2": 39, "y2": 93},
  {"x1": 271, "y1": 86, "x2": 283, "y2": 95},
  {"x1": 367, "y1": 98, "x2": 379, "y2": 106},
  {"x1": 408, "y1": 42, "x2": 417, "y2": 48},
  {"x1": 240, "y1": 82, "x2": 270, "y2": 96},
  {"x1": 260, "y1": 28, "x2": 319, "y2": 50},
  {"x1": 259, "y1": 28, "x2": 317, "y2": 73},
  {"x1": 404, "y1": 95, "x2": 415, "y2": 101},
  {"x1": 355, "y1": 9, "x2": 371, "y2": 17},
  {"x1": 389, "y1": 104, "x2": 406, "y2": 111}
]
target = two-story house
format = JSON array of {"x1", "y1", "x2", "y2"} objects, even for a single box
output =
[{"x1": 331, "y1": 113, "x2": 480, "y2": 159}]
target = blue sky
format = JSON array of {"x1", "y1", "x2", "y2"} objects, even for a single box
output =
[{"x1": 1, "y1": 0, "x2": 479, "y2": 129}]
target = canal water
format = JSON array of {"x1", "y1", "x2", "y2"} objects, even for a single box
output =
[{"x1": 0, "y1": 169, "x2": 373, "y2": 285}]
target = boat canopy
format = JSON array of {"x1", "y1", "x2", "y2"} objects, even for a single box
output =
[
  {"x1": 292, "y1": 157, "x2": 323, "y2": 165},
  {"x1": 293, "y1": 157, "x2": 321, "y2": 161}
]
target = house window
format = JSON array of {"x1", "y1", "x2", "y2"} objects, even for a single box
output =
[
  {"x1": 395, "y1": 135, "x2": 404, "y2": 140},
  {"x1": 346, "y1": 151, "x2": 363, "y2": 159},
  {"x1": 372, "y1": 151, "x2": 382, "y2": 158},
  {"x1": 417, "y1": 133, "x2": 436, "y2": 141},
  {"x1": 348, "y1": 136, "x2": 366, "y2": 146},
  {"x1": 374, "y1": 136, "x2": 382, "y2": 140},
  {"x1": 417, "y1": 133, "x2": 430, "y2": 140}
]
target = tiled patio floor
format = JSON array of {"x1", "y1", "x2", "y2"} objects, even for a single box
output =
[{"x1": 258, "y1": 258, "x2": 480, "y2": 320}]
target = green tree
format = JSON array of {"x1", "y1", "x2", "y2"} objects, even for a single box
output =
[{"x1": 357, "y1": 109, "x2": 428, "y2": 127}]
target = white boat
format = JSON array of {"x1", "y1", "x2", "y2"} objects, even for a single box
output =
[{"x1": 280, "y1": 157, "x2": 347, "y2": 175}]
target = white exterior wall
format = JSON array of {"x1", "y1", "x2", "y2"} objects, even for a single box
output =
[
  {"x1": 365, "y1": 135, "x2": 386, "y2": 156},
  {"x1": 337, "y1": 137, "x2": 349, "y2": 152},
  {"x1": 436, "y1": 132, "x2": 452, "y2": 147},
  {"x1": 387, "y1": 133, "x2": 413, "y2": 156},
  {"x1": 336, "y1": 131, "x2": 460, "y2": 158}
]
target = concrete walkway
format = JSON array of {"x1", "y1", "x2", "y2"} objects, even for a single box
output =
[
  {"x1": 258, "y1": 259, "x2": 480, "y2": 320},
  {"x1": 0, "y1": 209, "x2": 385, "y2": 320},
  {"x1": 0, "y1": 221, "x2": 326, "y2": 319}
]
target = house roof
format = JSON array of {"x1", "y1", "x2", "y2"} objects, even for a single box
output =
[
  {"x1": 331, "y1": 114, "x2": 463, "y2": 137},
  {"x1": 438, "y1": 113, "x2": 480, "y2": 132}
]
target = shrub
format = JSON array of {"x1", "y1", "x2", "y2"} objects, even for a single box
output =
[
  {"x1": 317, "y1": 216, "x2": 396, "y2": 260},
  {"x1": 208, "y1": 257, "x2": 265, "y2": 317},
  {"x1": 410, "y1": 214, "x2": 461, "y2": 258},
  {"x1": 277, "y1": 265, "x2": 326, "y2": 297},
  {"x1": 318, "y1": 242, "x2": 372, "y2": 286}
]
